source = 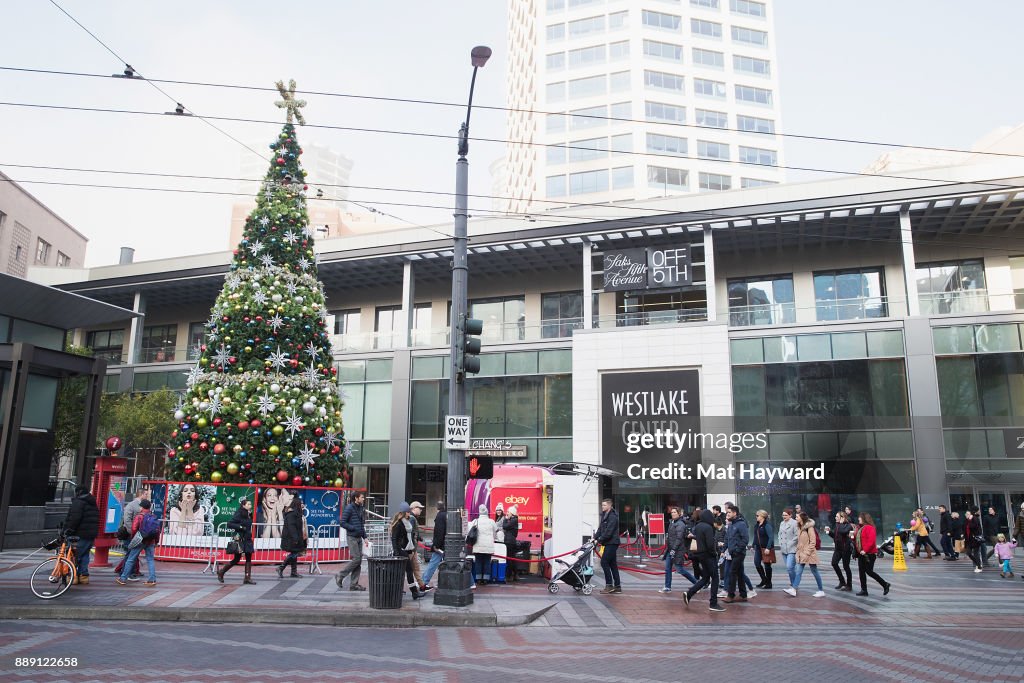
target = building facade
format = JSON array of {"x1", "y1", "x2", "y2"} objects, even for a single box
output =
[
  {"x1": 504, "y1": 0, "x2": 786, "y2": 215},
  {"x1": 35, "y1": 160, "x2": 1024, "y2": 538},
  {"x1": 0, "y1": 171, "x2": 87, "y2": 278}
]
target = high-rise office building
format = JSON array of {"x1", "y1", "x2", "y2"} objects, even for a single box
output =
[{"x1": 504, "y1": 0, "x2": 786, "y2": 214}]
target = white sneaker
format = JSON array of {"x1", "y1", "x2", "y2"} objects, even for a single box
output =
[
  {"x1": 747, "y1": 590, "x2": 757, "y2": 598},
  {"x1": 658, "y1": 587, "x2": 672, "y2": 593},
  {"x1": 783, "y1": 587, "x2": 797, "y2": 597},
  {"x1": 717, "y1": 590, "x2": 728, "y2": 598},
  {"x1": 973, "y1": 568, "x2": 983, "y2": 573},
  {"x1": 813, "y1": 590, "x2": 825, "y2": 598}
]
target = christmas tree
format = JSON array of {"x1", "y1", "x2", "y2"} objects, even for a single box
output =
[{"x1": 166, "y1": 80, "x2": 348, "y2": 487}]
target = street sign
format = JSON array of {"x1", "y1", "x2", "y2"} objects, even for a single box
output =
[{"x1": 444, "y1": 414, "x2": 471, "y2": 449}]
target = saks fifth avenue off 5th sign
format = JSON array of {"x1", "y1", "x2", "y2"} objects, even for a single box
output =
[{"x1": 603, "y1": 247, "x2": 691, "y2": 292}]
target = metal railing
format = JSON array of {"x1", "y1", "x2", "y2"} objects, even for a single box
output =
[{"x1": 919, "y1": 290, "x2": 990, "y2": 316}]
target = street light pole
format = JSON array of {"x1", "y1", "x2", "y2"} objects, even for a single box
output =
[{"x1": 435, "y1": 45, "x2": 491, "y2": 607}]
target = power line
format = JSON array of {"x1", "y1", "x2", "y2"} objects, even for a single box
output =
[{"x1": 3, "y1": 63, "x2": 1024, "y2": 162}]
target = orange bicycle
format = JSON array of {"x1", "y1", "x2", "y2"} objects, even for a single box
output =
[{"x1": 30, "y1": 526, "x2": 78, "y2": 599}]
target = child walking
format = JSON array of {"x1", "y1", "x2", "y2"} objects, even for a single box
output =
[{"x1": 993, "y1": 534, "x2": 1017, "y2": 578}]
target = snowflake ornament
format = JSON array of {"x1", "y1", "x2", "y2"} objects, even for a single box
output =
[
  {"x1": 268, "y1": 314, "x2": 285, "y2": 332},
  {"x1": 256, "y1": 392, "x2": 276, "y2": 417},
  {"x1": 185, "y1": 364, "x2": 202, "y2": 388},
  {"x1": 282, "y1": 409, "x2": 304, "y2": 438},
  {"x1": 303, "y1": 362, "x2": 320, "y2": 385},
  {"x1": 305, "y1": 341, "x2": 322, "y2": 362},
  {"x1": 211, "y1": 345, "x2": 231, "y2": 371},
  {"x1": 286, "y1": 281, "x2": 298, "y2": 296},
  {"x1": 297, "y1": 257, "x2": 311, "y2": 271},
  {"x1": 260, "y1": 254, "x2": 275, "y2": 269},
  {"x1": 207, "y1": 394, "x2": 223, "y2": 417},
  {"x1": 267, "y1": 346, "x2": 289, "y2": 370},
  {"x1": 297, "y1": 442, "x2": 319, "y2": 471},
  {"x1": 252, "y1": 290, "x2": 268, "y2": 306},
  {"x1": 249, "y1": 240, "x2": 264, "y2": 255},
  {"x1": 283, "y1": 230, "x2": 298, "y2": 244}
]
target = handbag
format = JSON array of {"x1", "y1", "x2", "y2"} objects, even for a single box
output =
[
  {"x1": 226, "y1": 534, "x2": 240, "y2": 555},
  {"x1": 954, "y1": 539, "x2": 965, "y2": 554},
  {"x1": 465, "y1": 526, "x2": 479, "y2": 546},
  {"x1": 761, "y1": 548, "x2": 777, "y2": 564},
  {"x1": 689, "y1": 538, "x2": 698, "y2": 552}
]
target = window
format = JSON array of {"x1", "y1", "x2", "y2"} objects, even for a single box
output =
[
  {"x1": 692, "y1": 48, "x2": 724, "y2": 68},
  {"x1": 569, "y1": 15, "x2": 605, "y2": 37},
  {"x1": 333, "y1": 308, "x2": 363, "y2": 350},
  {"x1": 734, "y1": 54, "x2": 770, "y2": 75},
  {"x1": 731, "y1": 25, "x2": 768, "y2": 45},
  {"x1": 1011, "y1": 256, "x2": 1024, "y2": 308},
  {"x1": 610, "y1": 101, "x2": 632, "y2": 120},
  {"x1": 140, "y1": 324, "x2": 177, "y2": 363},
  {"x1": 547, "y1": 81, "x2": 566, "y2": 102},
  {"x1": 547, "y1": 144, "x2": 567, "y2": 164},
  {"x1": 569, "y1": 168, "x2": 610, "y2": 195},
  {"x1": 86, "y1": 329, "x2": 125, "y2": 364},
  {"x1": 568, "y1": 0, "x2": 600, "y2": 7},
  {"x1": 374, "y1": 305, "x2": 402, "y2": 349},
  {"x1": 644, "y1": 39, "x2": 682, "y2": 62},
  {"x1": 647, "y1": 133, "x2": 688, "y2": 157},
  {"x1": 738, "y1": 145, "x2": 777, "y2": 166},
  {"x1": 411, "y1": 303, "x2": 434, "y2": 346},
  {"x1": 610, "y1": 133, "x2": 632, "y2": 153},
  {"x1": 644, "y1": 70, "x2": 684, "y2": 92},
  {"x1": 547, "y1": 175, "x2": 567, "y2": 197},
  {"x1": 56, "y1": 251, "x2": 71, "y2": 267},
  {"x1": 694, "y1": 78, "x2": 726, "y2": 98},
  {"x1": 642, "y1": 10, "x2": 681, "y2": 31},
  {"x1": 741, "y1": 177, "x2": 777, "y2": 188},
  {"x1": 0, "y1": 210, "x2": 6, "y2": 239},
  {"x1": 699, "y1": 171, "x2": 731, "y2": 191},
  {"x1": 916, "y1": 259, "x2": 988, "y2": 315},
  {"x1": 186, "y1": 322, "x2": 206, "y2": 360},
  {"x1": 691, "y1": 19, "x2": 722, "y2": 38},
  {"x1": 609, "y1": 40, "x2": 630, "y2": 60},
  {"x1": 728, "y1": 275, "x2": 794, "y2": 325},
  {"x1": 568, "y1": 74, "x2": 606, "y2": 98},
  {"x1": 612, "y1": 166, "x2": 634, "y2": 189},
  {"x1": 608, "y1": 10, "x2": 628, "y2": 29},
  {"x1": 547, "y1": 0, "x2": 565, "y2": 10},
  {"x1": 731, "y1": 0, "x2": 766, "y2": 17},
  {"x1": 814, "y1": 267, "x2": 887, "y2": 321},
  {"x1": 546, "y1": 52, "x2": 566, "y2": 71},
  {"x1": 648, "y1": 166, "x2": 689, "y2": 191},
  {"x1": 35, "y1": 238, "x2": 51, "y2": 264},
  {"x1": 547, "y1": 23, "x2": 566, "y2": 41},
  {"x1": 568, "y1": 44, "x2": 606, "y2": 68},
  {"x1": 15, "y1": 245, "x2": 23, "y2": 262},
  {"x1": 697, "y1": 140, "x2": 729, "y2": 160},
  {"x1": 547, "y1": 112, "x2": 567, "y2": 132},
  {"x1": 542, "y1": 291, "x2": 584, "y2": 338},
  {"x1": 609, "y1": 70, "x2": 630, "y2": 91},
  {"x1": 737, "y1": 114, "x2": 775, "y2": 133},
  {"x1": 569, "y1": 136, "x2": 609, "y2": 162},
  {"x1": 470, "y1": 296, "x2": 526, "y2": 342},
  {"x1": 691, "y1": 0, "x2": 719, "y2": 7},
  {"x1": 696, "y1": 108, "x2": 728, "y2": 128},
  {"x1": 570, "y1": 105, "x2": 607, "y2": 129},
  {"x1": 645, "y1": 101, "x2": 686, "y2": 123},
  {"x1": 735, "y1": 84, "x2": 773, "y2": 104}
]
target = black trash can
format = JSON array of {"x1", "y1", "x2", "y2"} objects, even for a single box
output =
[{"x1": 368, "y1": 557, "x2": 407, "y2": 609}]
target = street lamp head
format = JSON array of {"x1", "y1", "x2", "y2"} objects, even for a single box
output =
[{"x1": 470, "y1": 46, "x2": 492, "y2": 68}]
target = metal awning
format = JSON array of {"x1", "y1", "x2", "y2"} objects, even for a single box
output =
[{"x1": 1, "y1": 273, "x2": 139, "y2": 329}]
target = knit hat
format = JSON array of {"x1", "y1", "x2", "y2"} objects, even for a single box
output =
[
  {"x1": 478, "y1": 504, "x2": 488, "y2": 515},
  {"x1": 507, "y1": 505, "x2": 518, "y2": 516},
  {"x1": 495, "y1": 502, "x2": 504, "y2": 512},
  {"x1": 398, "y1": 501, "x2": 411, "y2": 513}
]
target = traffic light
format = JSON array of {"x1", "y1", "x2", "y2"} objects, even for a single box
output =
[
  {"x1": 467, "y1": 455, "x2": 493, "y2": 479},
  {"x1": 457, "y1": 314, "x2": 483, "y2": 381}
]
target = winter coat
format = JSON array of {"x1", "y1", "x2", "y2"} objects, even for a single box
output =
[
  {"x1": 690, "y1": 510, "x2": 717, "y2": 557},
  {"x1": 494, "y1": 514, "x2": 506, "y2": 543},
  {"x1": 280, "y1": 508, "x2": 307, "y2": 553},
  {"x1": 966, "y1": 517, "x2": 984, "y2": 548},
  {"x1": 432, "y1": 509, "x2": 447, "y2": 552},
  {"x1": 502, "y1": 514, "x2": 520, "y2": 545},
  {"x1": 939, "y1": 511, "x2": 952, "y2": 535},
  {"x1": 340, "y1": 501, "x2": 366, "y2": 539},
  {"x1": 981, "y1": 513, "x2": 999, "y2": 538},
  {"x1": 752, "y1": 520, "x2": 774, "y2": 550},
  {"x1": 131, "y1": 510, "x2": 158, "y2": 548},
  {"x1": 227, "y1": 507, "x2": 255, "y2": 554},
  {"x1": 855, "y1": 523, "x2": 878, "y2": 554},
  {"x1": 796, "y1": 520, "x2": 820, "y2": 565},
  {"x1": 994, "y1": 540, "x2": 1017, "y2": 560},
  {"x1": 1015, "y1": 513, "x2": 1024, "y2": 544},
  {"x1": 470, "y1": 516, "x2": 497, "y2": 554},
  {"x1": 951, "y1": 516, "x2": 965, "y2": 540},
  {"x1": 65, "y1": 491, "x2": 100, "y2": 540},
  {"x1": 666, "y1": 517, "x2": 688, "y2": 556},
  {"x1": 391, "y1": 518, "x2": 412, "y2": 556},
  {"x1": 829, "y1": 521, "x2": 853, "y2": 552},
  {"x1": 725, "y1": 515, "x2": 750, "y2": 557},
  {"x1": 910, "y1": 518, "x2": 930, "y2": 537},
  {"x1": 777, "y1": 517, "x2": 798, "y2": 554},
  {"x1": 122, "y1": 497, "x2": 144, "y2": 536},
  {"x1": 596, "y1": 508, "x2": 620, "y2": 546}
]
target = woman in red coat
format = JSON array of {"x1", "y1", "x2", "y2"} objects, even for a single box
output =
[{"x1": 854, "y1": 512, "x2": 891, "y2": 596}]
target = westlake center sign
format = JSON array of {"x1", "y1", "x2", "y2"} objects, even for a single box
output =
[{"x1": 603, "y1": 246, "x2": 692, "y2": 292}]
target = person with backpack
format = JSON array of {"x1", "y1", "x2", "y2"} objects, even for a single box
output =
[
  {"x1": 64, "y1": 485, "x2": 99, "y2": 585},
  {"x1": 116, "y1": 498, "x2": 159, "y2": 587},
  {"x1": 682, "y1": 509, "x2": 724, "y2": 612},
  {"x1": 275, "y1": 496, "x2": 307, "y2": 578},
  {"x1": 218, "y1": 499, "x2": 256, "y2": 584},
  {"x1": 784, "y1": 512, "x2": 825, "y2": 598}
]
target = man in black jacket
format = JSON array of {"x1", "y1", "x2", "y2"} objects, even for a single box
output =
[
  {"x1": 723, "y1": 504, "x2": 750, "y2": 603},
  {"x1": 683, "y1": 510, "x2": 723, "y2": 612},
  {"x1": 982, "y1": 506, "x2": 1000, "y2": 565},
  {"x1": 64, "y1": 485, "x2": 99, "y2": 584},
  {"x1": 422, "y1": 501, "x2": 446, "y2": 587},
  {"x1": 659, "y1": 506, "x2": 697, "y2": 593},
  {"x1": 595, "y1": 499, "x2": 621, "y2": 594},
  {"x1": 938, "y1": 505, "x2": 955, "y2": 560},
  {"x1": 335, "y1": 492, "x2": 367, "y2": 591}
]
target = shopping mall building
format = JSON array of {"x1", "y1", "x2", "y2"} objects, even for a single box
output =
[{"x1": 33, "y1": 160, "x2": 1024, "y2": 537}]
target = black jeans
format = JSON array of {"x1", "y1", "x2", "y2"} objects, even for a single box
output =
[
  {"x1": 857, "y1": 553, "x2": 886, "y2": 592},
  {"x1": 753, "y1": 548, "x2": 773, "y2": 586},
  {"x1": 601, "y1": 544, "x2": 621, "y2": 587},
  {"x1": 727, "y1": 552, "x2": 747, "y2": 597},
  {"x1": 686, "y1": 554, "x2": 719, "y2": 606},
  {"x1": 831, "y1": 547, "x2": 852, "y2": 586},
  {"x1": 967, "y1": 543, "x2": 983, "y2": 569},
  {"x1": 940, "y1": 534, "x2": 954, "y2": 558}
]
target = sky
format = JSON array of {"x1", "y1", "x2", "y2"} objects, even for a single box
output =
[{"x1": 2, "y1": 1, "x2": 1023, "y2": 267}]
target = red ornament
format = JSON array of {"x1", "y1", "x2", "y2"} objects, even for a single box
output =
[
  {"x1": 167, "y1": 450, "x2": 177, "y2": 459},
  {"x1": 219, "y1": 461, "x2": 227, "y2": 468},
  {"x1": 331, "y1": 446, "x2": 340, "y2": 454},
  {"x1": 276, "y1": 158, "x2": 285, "y2": 165},
  {"x1": 184, "y1": 464, "x2": 193, "y2": 475},
  {"x1": 289, "y1": 359, "x2": 299, "y2": 369},
  {"x1": 183, "y1": 442, "x2": 191, "y2": 451},
  {"x1": 292, "y1": 475, "x2": 303, "y2": 486},
  {"x1": 190, "y1": 432, "x2": 200, "y2": 441},
  {"x1": 105, "y1": 436, "x2": 123, "y2": 453},
  {"x1": 276, "y1": 470, "x2": 289, "y2": 482},
  {"x1": 251, "y1": 419, "x2": 262, "y2": 428},
  {"x1": 213, "y1": 443, "x2": 226, "y2": 455},
  {"x1": 314, "y1": 427, "x2": 324, "y2": 437},
  {"x1": 238, "y1": 420, "x2": 250, "y2": 431},
  {"x1": 199, "y1": 442, "x2": 209, "y2": 451},
  {"x1": 212, "y1": 418, "x2": 222, "y2": 427}
]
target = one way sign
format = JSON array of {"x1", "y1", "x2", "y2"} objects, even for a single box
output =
[{"x1": 444, "y1": 415, "x2": 471, "y2": 450}]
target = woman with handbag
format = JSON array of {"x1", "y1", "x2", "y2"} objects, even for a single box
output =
[
  {"x1": 854, "y1": 512, "x2": 890, "y2": 596},
  {"x1": 276, "y1": 497, "x2": 308, "y2": 578},
  {"x1": 752, "y1": 509, "x2": 774, "y2": 590},
  {"x1": 389, "y1": 502, "x2": 422, "y2": 600},
  {"x1": 467, "y1": 504, "x2": 497, "y2": 588},
  {"x1": 218, "y1": 499, "x2": 256, "y2": 584},
  {"x1": 964, "y1": 509, "x2": 985, "y2": 572},
  {"x1": 826, "y1": 510, "x2": 854, "y2": 591}
]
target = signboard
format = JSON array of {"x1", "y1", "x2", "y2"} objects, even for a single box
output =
[
  {"x1": 648, "y1": 513, "x2": 665, "y2": 535},
  {"x1": 468, "y1": 439, "x2": 528, "y2": 459},
  {"x1": 445, "y1": 414, "x2": 471, "y2": 449},
  {"x1": 104, "y1": 476, "x2": 126, "y2": 533},
  {"x1": 1002, "y1": 429, "x2": 1024, "y2": 457},
  {"x1": 603, "y1": 246, "x2": 692, "y2": 292}
]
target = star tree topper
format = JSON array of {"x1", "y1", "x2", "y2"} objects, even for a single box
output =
[{"x1": 275, "y1": 79, "x2": 307, "y2": 125}]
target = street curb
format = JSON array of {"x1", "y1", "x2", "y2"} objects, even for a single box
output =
[{"x1": 0, "y1": 603, "x2": 555, "y2": 628}]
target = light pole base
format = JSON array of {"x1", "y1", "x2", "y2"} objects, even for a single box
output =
[{"x1": 433, "y1": 559, "x2": 474, "y2": 607}]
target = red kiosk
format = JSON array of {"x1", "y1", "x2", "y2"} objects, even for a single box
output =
[{"x1": 89, "y1": 436, "x2": 129, "y2": 568}]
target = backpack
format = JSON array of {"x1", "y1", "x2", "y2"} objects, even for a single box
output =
[
  {"x1": 814, "y1": 527, "x2": 822, "y2": 550},
  {"x1": 140, "y1": 513, "x2": 162, "y2": 540}
]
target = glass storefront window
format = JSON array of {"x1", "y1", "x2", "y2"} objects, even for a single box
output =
[
  {"x1": 916, "y1": 259, "x2": 987, "y2": 314},
  {"x1": 470, "y1": 296, "x2": 526, "y2": 342},
  {"x1": 539, "y1": 349, "x2": 572, "y2": 373},
  {"x1": 86, "y1": 328, "x2": 125, "y2": 364},
  {"x1": 140, "y1": 324, "x2": 177, "y2": 363},
  {"x1": 813, "y1": 267, "x2": 886, "y2": 321},
  {"x1": 541, "y1": 291, "x2": 584, "y2": 338},
  {"x1": 727, "y1": 274, "x2": 795, "y2": 326}
]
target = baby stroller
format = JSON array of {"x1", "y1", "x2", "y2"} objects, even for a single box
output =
[
  {"x1": 548, "y1": 539, "x2": 596, "y2": 595},
  {"x1": 878, "y1": 525, "x2": 912, "y2": 557}
]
